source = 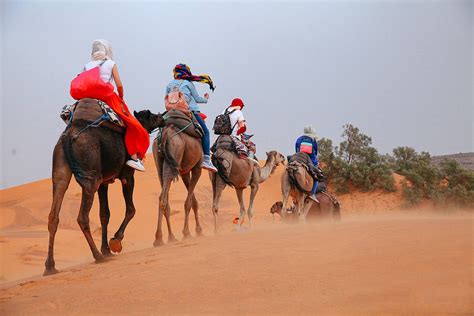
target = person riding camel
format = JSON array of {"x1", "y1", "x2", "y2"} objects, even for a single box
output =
[
  {"x1": 295, "y1": 125, "x2": 320, "y2": 203},
  {"x1": 73, "y1": 39, "x2": 150, "y2": 172},
  {"x1": 165, "y1": 64, "x2": 217, "y2": 172},
  {"x1": 222, "y1": 98, "x2": 258, "y2": 163}
]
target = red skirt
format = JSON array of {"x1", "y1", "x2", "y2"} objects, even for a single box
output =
[{"x1": 70, "y1": 74, "x2": 149, "y2": 159}]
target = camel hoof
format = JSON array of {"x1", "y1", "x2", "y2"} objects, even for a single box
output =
[
  {"x1": 43, "y1": 267, "x2": 59, "y2": 276},
  {"x1": 168, "y1": 235, "x2": 179, "y2": 243},
  {"x1": 95, "y1": 255, "x2": 109, "y2": 264},
  {"x1": 109, "y1": 238, "x2": 122, "y2": 253},
  {"x1": 154, "y1": 239, "x2": 165, "y2": 247},
  {"x1": 196, "y1": 231, "x2": 204, "y2": 237},
  {"x1": 182, "y1": 233, "x2": 192, "y2": 240}
]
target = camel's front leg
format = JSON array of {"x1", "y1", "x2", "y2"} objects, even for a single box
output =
[
  {"x1": 235, "y1": 188, "x2": 246, "y2": 229},
  {"x1": 109, "y1": 173, "x2": 137, "y2": 253},
  {"x1": 247, "y1": 183, "x2": 259, "y2": 228}
]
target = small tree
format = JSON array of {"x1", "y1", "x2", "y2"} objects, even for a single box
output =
[{"x1": 338, "y1": 124, "x2": 372, "y2": 164}]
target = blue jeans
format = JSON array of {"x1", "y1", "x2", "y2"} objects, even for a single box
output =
[
  {"x1": 193, "y1": 111, "x2": 210, "y2": 156},
  {"x1": 311, "y1": 180, "x2": 318, "y2": 195}
]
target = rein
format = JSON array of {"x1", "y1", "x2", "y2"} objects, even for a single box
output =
[{"x1": 71, "y1": 114, "x2": 109, "y2": 140}]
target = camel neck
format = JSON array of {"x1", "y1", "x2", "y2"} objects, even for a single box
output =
[{"x1": 259, "y1": 155, "x2": 276, "y2": 183}]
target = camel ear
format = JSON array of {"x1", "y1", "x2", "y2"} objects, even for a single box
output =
[
  {"x1": 266, "y1": 151, "x2": 270, "y2": 157},
  {"x1": 146, "y1": 109, "x2": 151, "y2": 116},
  {"x1": 133, "y1": 110, "x2": 138, "y2": 117}
]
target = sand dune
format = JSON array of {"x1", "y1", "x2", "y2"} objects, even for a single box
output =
[{"x1": 1, "y1": 159, "x2": 472, "y2": 314}]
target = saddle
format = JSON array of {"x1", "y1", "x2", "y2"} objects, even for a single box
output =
[
  {"x1": 211, "y1": 135, "x2": 234, "y2": 153},
  {"x1": 288, "y1": 152, "x2": 324, "y2": 181},
  {"x1": 211, "y1": 134, "x2": 250, "y2": 159},
  {"x1": 162, "y1": 109, "x2": 203, "y2": 139},
  {"x1": 61, "y1": 98, "x2": 125, "y2": 134}
]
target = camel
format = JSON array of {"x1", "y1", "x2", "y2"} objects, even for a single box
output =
[
  {"x1": 270, "y1": 193, "x2": 340, "y2": 222},
  {"x1": 211, "y1": 146, "x2": 285, "y2": 232},
  {"x1": 44, "y1": 100, "x2": 160, "y2": 276},
  {"x1": 134, "y1": 110, "x2": 204, "y2": 246},
  {"x1": 281, "y1": 160, "x2": 340, "y2": 221}
]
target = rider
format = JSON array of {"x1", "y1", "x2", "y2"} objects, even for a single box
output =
[
  {"x1": 166, "y1": 64, "x2": 217, "y2": 172},
  {"x1": 81, "y1": 39, "x2": 149, "y2": 172},
  {"x1": 225, "y1": 98, "x2": 258, "y2": 163},
  {"x1": 295, "y1": 125, "x2": 319, "y2": 202}
]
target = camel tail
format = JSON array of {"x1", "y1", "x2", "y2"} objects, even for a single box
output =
[
  {"x1": 62, "y1": 134, "x2": 88, "y2": 188},
  {"x1": 212, "y1": 155, "x2": 234, "y2": 187},
  {"x1": 163, "y1": 139, "x2": 179, "y2": 180}
]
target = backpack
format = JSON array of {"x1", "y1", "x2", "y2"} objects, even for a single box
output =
[
  {"x1": 213, "y1": 109, "x2": 237, "y2": 135},
  {"x1": 70, "y1": 59, "x2": 114, "y2": 100},
  {"x1": 164, "y1": 80, "x2": 191, "y2": 116}
]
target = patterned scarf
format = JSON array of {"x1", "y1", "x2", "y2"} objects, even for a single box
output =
[{"x1": 173, "y1": 64, "x2": 215, "y2": 91}]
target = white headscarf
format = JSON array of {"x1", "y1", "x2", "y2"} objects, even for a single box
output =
[
  {"x1": 91, "y1": 39, "x2": 114, "y2": 61},
  {"x1": 303, "y1": 125, "x2": 317, "y2": 140}
]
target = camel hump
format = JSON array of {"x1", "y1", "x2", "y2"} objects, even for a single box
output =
[
  {"x1": 73, "y1": 99, "x2": 104, "y2": 122},
  {"x1": 163, "y1": 109, "x2": 203, "y2": 138}
]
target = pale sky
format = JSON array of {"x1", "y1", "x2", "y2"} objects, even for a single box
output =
[{"x1": 0, "y1": 0, "x2": 472, "y2": 188}]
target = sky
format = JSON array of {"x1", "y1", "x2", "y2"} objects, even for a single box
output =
[{"x1": 0, "y1": 0, "x2": 472, "y2": 189}]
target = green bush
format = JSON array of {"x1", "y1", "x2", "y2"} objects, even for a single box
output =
[
  {"x1": 317, "y1": 126, "x2": 473, "y2": 208},
  {"x1": 319, "y1": 124, "x2": 395, "y2": 193}
]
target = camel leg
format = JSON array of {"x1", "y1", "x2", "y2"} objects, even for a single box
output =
[
  {"x1": 155, "y1": 176, "x2": 176, "y2": 246},
  {"x1": 181, "y1": 173, "x2": 192, "y2": 239},
  {"x1": 44, "y1": 143, "x2": 72, "y2": 276},
  {"x1": 235, "y1": 188, "x2": 246, "y2": 229},
  {"x1": 211, "y1": 174, "x2": 226, "y2": 234},
  {"x1": 296, "y1": 193, "x2": 306, "y2": 222},
  {"x1": 247, "y1": 182, "x2": 259, "y2": 228},
  {"x1": 182, "y1": 167, "x2": 203, "y2": 237},
  {"x1": 281, "y1": 174, "x2": 291, "y2": 221},
  {"x1": 77, "y1": 180, "x2": 105, "y2": 263},
  {"x1": 109, "y1": 173, "x2": 136, "y2": 253},
  {"x1": 301, "y1": 197, "x2": 314, "y2": 221},
  {"x1": 97, "y1": 184, "x2": 112, "y2": 256}
]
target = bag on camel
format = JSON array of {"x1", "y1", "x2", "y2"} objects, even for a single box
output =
[
  {"x1": 70, "y1": 60, "x2": 114, "y2": 100},
  {"x1": 164, "y1": 80, "x2": 191, "y2": 116},
  {"x1": 213, "y1": 109, "x2": 237, "y2": 135}
]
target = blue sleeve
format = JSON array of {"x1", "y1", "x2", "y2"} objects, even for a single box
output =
[
  {"x1": 311, "y1": 139, "x2": 318, "y2": 165},
  {"x1": 165, "y1": 84, "x2": 170, "y2": 95},
  {"x1": 295, "y1": 136, "x2": 302, "y2": 153},
  {"x1": 188, "y1": 82, "x2": 207, "y2": 104}
]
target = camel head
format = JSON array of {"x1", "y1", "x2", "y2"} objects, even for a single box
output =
[
  {"x1": 270, "y1": 201, "x2": 296, "y2": 217},
  {"x1": 134, "y1": 110, "x2": 166, "y2": 133},
  {"x1": 266, "y1": 151, "x2": 286, "y2": 166},
  {"x1": 270, "y1": 201, "x2": 283, "y2": 216}
]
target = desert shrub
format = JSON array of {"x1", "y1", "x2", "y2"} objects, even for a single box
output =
[
  {"x1": 319, "y1": 124, "x2": 395, "y2": 193},
  {"x1": 437, "y1": 159, "x2": 474, "y2": 208}
]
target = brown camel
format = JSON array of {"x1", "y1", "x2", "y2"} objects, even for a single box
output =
[
  {"x1": 270, "y1": 193, "x2": 340, "y2": 222},
  {"x1": 44, "y1": 100, "x2": 160, "y2": 276},
  {"x1": 135, "y1": 110, "x2": 204, "y2": 246},
  {"x1": 281, "y1": 161, "x2": 340, "y2": 221},
  {"x1": 211, "y1": 148, "x2": 285, "y2": 232}
]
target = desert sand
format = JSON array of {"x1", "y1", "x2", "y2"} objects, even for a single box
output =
[{"x1": 0, "y1": 159, "x2": 472, "y2": 315}]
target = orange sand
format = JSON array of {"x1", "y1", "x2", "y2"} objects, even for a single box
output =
[{"x1": 0, "y1": 160, "x2": 472, "y2": 314}]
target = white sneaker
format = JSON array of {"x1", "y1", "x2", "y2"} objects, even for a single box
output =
[{"x1": 126, "y1": 159, "x2": 146, "y2": 172}]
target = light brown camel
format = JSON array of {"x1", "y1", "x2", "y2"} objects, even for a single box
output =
[
  {"x1": 136, "y1": 110, "x2": 204, "y2": 246},
  {"x1": 211, "y1": 149, "x2": 285, "y2": 232},
  {"x1": 281, "y1": 161, "x2": 340, "y2": 221}
]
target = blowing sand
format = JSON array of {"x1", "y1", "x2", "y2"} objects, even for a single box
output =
[{"x1": 0, "y1": 159, "x2": 472, "y2": 314}]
